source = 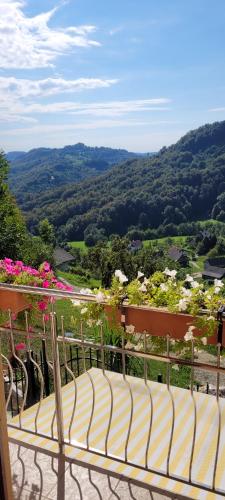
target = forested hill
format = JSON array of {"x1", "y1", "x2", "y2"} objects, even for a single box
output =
[
  {"x1": 15, "y1": 120, "x2": 225, "y2": 240},
  {"x1": 7, "y1": 143, "x2": 142, "y2": 199}
]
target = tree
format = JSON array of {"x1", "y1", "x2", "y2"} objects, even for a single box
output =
[
  {"x1": 38, "y1": 218, "x2": 56, "y2": 246},
  {"x1": 0, "y1": 151, "x2": 27, "y2": 259}
]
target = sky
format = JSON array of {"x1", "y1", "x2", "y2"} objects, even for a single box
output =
[{"x1": 1, "y1": 0, "x2": 225, "y2": 153}]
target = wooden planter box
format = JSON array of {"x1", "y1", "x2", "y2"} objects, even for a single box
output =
[
  {"x1": 0, "y1": 290, "x2": 28, "y2": 314},
  {"x1": 105, "y1": 304, "x2": 225, "y2": 347}
]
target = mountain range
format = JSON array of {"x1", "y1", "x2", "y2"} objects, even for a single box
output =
[
  {"x1": 7, "y1": 121, "x2": 225, "y2": 241},
  {"x1": 7, "y1": 143, "x2": 147, "y2": 203}
]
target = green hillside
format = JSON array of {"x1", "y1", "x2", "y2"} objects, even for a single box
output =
[
  {"x1": 8, "y1": 143, "x2": 141, "y2": 204},
  {"x1": 12, "y1": 120, "x2": 225, "y2": 241}
]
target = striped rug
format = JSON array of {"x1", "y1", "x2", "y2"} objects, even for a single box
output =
[{"x1": 8, "y1": 367, "x2": 225, "y2": 499}]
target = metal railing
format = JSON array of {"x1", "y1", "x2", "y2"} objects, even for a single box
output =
[{"x1": 0, "y1": 284, "x2": 225, "y2": 497}]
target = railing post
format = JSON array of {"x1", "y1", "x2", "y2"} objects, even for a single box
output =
[
  {"x1": 26, "y1": 350, "x2": 36, "y2": 406},
  {"x1": 50, "y1": 312, "x2": 64, "y2": 453},
  {"x1": 41, "y1": 340, "x2": 50, "y2": 396},
  {"x1": 0, "y1": 349, "x2": 13, "y2": 500}
]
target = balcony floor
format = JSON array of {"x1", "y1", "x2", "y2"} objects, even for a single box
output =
[
  {"x1": 8, "y1": 367, "x2": 225, "y2": 499},
  {"x1": 10, "y1": 441, "x2": 175, "y2": 499}
]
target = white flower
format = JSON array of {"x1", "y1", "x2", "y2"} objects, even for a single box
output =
[
  {"x1": 139, "y1": 283, "x2": 147, "y2": 292},
  {"x1": 125, "y1": 341, "x2": 135, "y2": 349},
  {"x1": 80, "y1": 288, "x2": 93, "y2": 295},
  {"x1": 170, "y1": 339, "x2": 176, "y2": 345},
  {"x1": 125, "y1": 324, "x2": 135, "y2": 334},
  {"x1": 184, "y1": 325, "x2": 196, "y2": 341},
  {"x1": 181, "y1": 287, "x2": 192, "y2": 298},
  {"x1": 184, "y1": 331, "x2": 193, "y2": 341},
  {"x1": 190, "y1": 280, "x2": 199, "y2": 289},
  {"x1": 160, "y1": 283, "x2": 168, "y2": 292},
  {"x1": 201, "y1": 337, "x2": 207, "y2": 345},
  {"x1": 96, "y1": 319, "x2": 103, "y2": 326},
  {"x1": 206, "y1": 294, "x2": 212, "y2": 300},
  {"x1": 115, "y1": 269, "x2": 128, "y2": 284},
  {"x1": 207, "y1": 315, "x2": 214, "y2": 321},
  {"x1": 81, "y1": 307, "x2": 88, "y2": 315},
  {"x1": 214, "y1": 287, "x2": 221, "y2": 294},
  {"x1": 172, "y1": 364, "x2": 179, "y2": 371},
  {"x1": 137, "y1": 271, "x2": 144, "y2": 279},
  {"x1": 163, "y1": 268, "x2": 177, "y2": 279},
  {"x1": 178, "y1": 298, "x2": 188, "y2": 312},
  {"x1": 95, "y1": 291, "x2": 105, "y2": 303},
  {"x1": 185, "y1": 274, "x2": 194, "y2": 283},
  {"x1": 71, "y1": 299, "x2": 81, "y2": 306},
  {"x1": 87, "y1": 319, "x2": 94, "y2": 327},
  {"x1": 134, "y1": 342, "x2": 143, "y2": 351},
  {"x1": 214, "y1": 279, "x2": 224, "y2": 289}
]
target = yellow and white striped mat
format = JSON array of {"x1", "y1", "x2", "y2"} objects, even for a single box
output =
[{"x1": 8, "y1": 367, "x2": 225, "y2": 499}]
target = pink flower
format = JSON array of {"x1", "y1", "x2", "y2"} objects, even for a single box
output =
[
  {"x1": 4, "y1": 258, "x2": 13, "y2": 264},
  {"x1": 15, "y1": 261, "x2": 23, "y2": 267},
  {"x1": 38, "y1": 301, "x2": 47, "y2": 311},
  {"x1": 15, "y1": 343, "x2": 26, "y2": 351},
  {"x1": 42, "y1": 262, "x2": 51, "y2": 272},
  {"x1": 12, "y1": 313, "x2": 17, "y2": 321},
  {"x1": 42, "y1": 280, "x2": 50, "y2": 288},
  {"x1": 43, "y1": 314, "x2": 50, "y2": 322}
]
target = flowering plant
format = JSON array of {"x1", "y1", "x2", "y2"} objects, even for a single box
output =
[
  {"x1": 84, "y1": 268, "x2": 225, "y2": 344},
  {"x1": 0, "y1": 258, "x2": 71, "y2": 326}
]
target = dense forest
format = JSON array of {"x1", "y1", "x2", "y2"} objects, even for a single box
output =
[
  {"x1": 7, "y1": 143, "x2": 142, "y2": 202},
  {"x1": 8, "y1": 120, "x2": 225, "y2": 242}
]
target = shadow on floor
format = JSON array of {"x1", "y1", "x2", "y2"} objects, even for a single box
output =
[{"x1": 10, "y1": 441, "x2": 180, "y2": 500}]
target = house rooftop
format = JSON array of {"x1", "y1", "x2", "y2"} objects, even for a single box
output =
[
  {"x1": 53, "y1": 247, "x2": 74, "y2": 266},
  {"x1": 202, "y1": 265, "x2": 225, "y2": 279},
  {"x1": 168, "y1": 246, "x2": 185, "y2": 262}
]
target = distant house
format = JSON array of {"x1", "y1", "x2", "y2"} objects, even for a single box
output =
[
  {"x1": 128, "y1": 240, "x2": 143, "y2": 252},
  {"x1": 202, "y1": 265, "x2": 225, "y2": 281},
  {"x1": 168, "y1": 246, "x2": 188, "y2": 266},
  {"x1": 53, "y1": 247, "x2": 75, "y2": 271}
]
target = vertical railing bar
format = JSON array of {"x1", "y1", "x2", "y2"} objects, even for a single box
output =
[
  {"x1": 122, "y1": 330, "x2": 134, "y2": 463},
  {"x1": 9, "y1": 310, "x2": 28, "y2": 428},
  {"x1": 0, "y1": 345, "x2": 14, "y2": 500},
  {"x1": 42, "y1": 316, "x2": 56, "y2": 438},
  {"x1": 100, "y1": 324, "x2": 113, "y2": 456},
  {"x1": 189, "y1": 338, "x2": 197, "y2": 483},
  {"x1": 1, "y1": 351, "x2": 14, "y2": 412},
  {"x1": 25, "y1": 311, "x2": 44, "y2": 433},
  {"x1": 76, "y1": 346, "x2": 79, "y2": 376},
  {"x1": 80, "y1": 320, "x2": 95, "y2": 450},
  {"x1": 144, "y1": 333, "x2": 153, "y2": 469},
  {"x1": 50, "y1": 310, "x2": 64, "y2": 451},
  {"x1": 15, "y1": 370, "x2": 19, "y2": 416},
  {"x1": 212, "y1": 343, "x2": 222, "y2": 491},
  {"x1": 166, "y1": 335, "x2": 175, "y2": 476},
  {"x1": 61, "y1": 316, "x2": 77, "y2": 443}
]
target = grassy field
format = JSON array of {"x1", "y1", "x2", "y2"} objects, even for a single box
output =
[
  {"x1": 199, "y1": 219, "x2": 225, "y2": 228},
  {"x1": 58, "y1": 270, "x2": 101, "y2": 289},
  {"x1": 69, "y1": 241, "x2": 87, "y2": 252},
  {"x1": 143, "y1": 236, "x2": 188, "y2": 248}
]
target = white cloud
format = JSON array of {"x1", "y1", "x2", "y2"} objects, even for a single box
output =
[
  {"x1": 209, "y1": 107, "x2": 225, "y2": 112},
  {"x1": 1, "y1": 119, "x2": 177, "y2": 137},
  {"x1": 0, "y1": 76, "x2": 118, "y2": 99},
  {"x1": 0, "y1": 1, "x2": 100, "y2": 69},
  {"x1": 24, "y1": 98, "x2": 171, "y2": 117}
]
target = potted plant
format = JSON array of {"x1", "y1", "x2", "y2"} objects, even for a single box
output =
[
  {"x1": 75, "y1": 269, "x2": 225, "y2": 347},
  {"x1": 0, "y1": 258, "x2": 71, "y2": 326}
]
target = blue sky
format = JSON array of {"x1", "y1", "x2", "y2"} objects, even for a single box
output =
[{"x1": 1, "y1": 0, "x2": 225, "y2": 152}]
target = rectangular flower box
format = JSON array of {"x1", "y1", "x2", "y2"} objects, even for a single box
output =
[
  {"x1": 0, "y1": 290, "x2": 28, "y2": 314},
  {"x1": 104, "y1": 304, "x2": 225, "y2": 346}
]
